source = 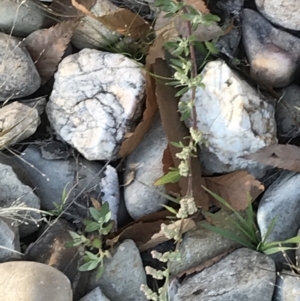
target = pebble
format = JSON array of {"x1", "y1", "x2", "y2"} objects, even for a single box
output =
[
  {"x1": 242, "y1": 9, "x2": 300, "y2": 88},
  {"x1": 273, "y1": 271, "x2": 300, "y2": 301},
  {"x1": 79, "y1": 287, "x2": 110, "y2": 301},
  {"x1": 46, "y1": 48, "x2": 146, "y2": 161}
]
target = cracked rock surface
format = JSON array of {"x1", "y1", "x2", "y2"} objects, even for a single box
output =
[
  {"x1": 46, "y1": 49, "x2": 146, "y2": 161},
  {"x1": 180, "y1": 59, "x2": 277, "y2": 178}
]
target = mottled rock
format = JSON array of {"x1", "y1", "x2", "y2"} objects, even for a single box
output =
[
  {"x1": 15, "y1": 145, "x2": 103, "y2": 222},
  {"x1": 0, "y1": 32, "x2": 41, "y2": 101},
  {"x1": 255, "y1": 0, "x2": 300, "y2": 31},
  {"x1": 0, "y1": 161, "x2": 41, "y2": 238},
  {"x1": 257, "y1": 171, "x2": 300, "y2": 268},
  {"x1": 180, "y1": 59, "x2": 277, "y2": 178},
  {"x1": 80, "y1": 287, "x2": 110, "y2": 301},
  {"x1": 124, "y1": 115, "x2": 168, "y2": 220},
  {"x1": 71, "y1": 0, "x2": 121, "y2": 50},
  {"x1": 0, "y1": 102, "x2": 40, "y2": 148},
  {"x1": 0, "y1": 217, "x2": 20, "y2": 262},
  {"x1": 173, "y1": 248, "x2": 276, "y2": 301},
  {"x1": 87, "y1": 239, "x2": 147, "y2": 301},
  {"x1": 242, "y1": 9, "x2": 300, "y2": 88},
  {"x1": 0, "y1": 0, "x2": 45, "y2": 37},
  {"x1": 273, "y1": 271, "x2": 300, "y2": 301},
  {"x1": 46, "y1": 49, "x2": 145, "y2": 161},
  {"x1": 276, "y1": 84, "x2": 300, "y2": 141},
  {"x1": 0, "y1": 261, "x2": 72, "y2": 301}
]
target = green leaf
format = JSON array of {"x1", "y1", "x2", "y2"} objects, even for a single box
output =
[
  {"x1": 85, "y1": 222, "x2": 101, "y2": 232},
  {"x1": 101, "y1": 221, "x2": 114, "y2": 235},
  {"x1": 65, "y1": 239, "x2": 82, "y2": 247},
  {"x1": 89, "y1": 207, "x2": 101, "y2": 221},
  {"x1": 154, "y1": 170, "x2": 181, "y2": 186},
  {"x1": 85, "y1": 251, "x2": 99, "y2": 261},
  {"x1": 92, "y1": 238, "x2": 102, "y2": 249},
  {"x1": 68, "y1": 231, "x2": 81, "y2": 240},
  {"x1": 161, "y1": 204, "x2": 178, "y2": 215},
  {"x1": 263, "y1": 246, "x2": 297, "y2": 255},
  {"x1": 103, "y1": 211, "x2": 112, "y2": 223},
  {"x1": 261, "y1": 216, "x2": 278, "y2": 244},
  {"x1": 204, "y1": 13, "x2": 221, "y2": 22},
  {"x1": 204, "y1": 41, "x2": 219, "y2": 55},
  {"x1": 83, "y1": 219, "x2": 94, "y2": 226},
  {"x1": 194, "y1": 41, "x2": 207, "y2": 55},
  {"x1": 170, "y1": 141, "x2": 183, "y2": 148},
  {"x1": 78, "y1": 259, "x2": 99, "y2": 271},
  {"x1": 175, "y1": 86, "x2": 190, "y2": 97},
  {"x1": 98, "y1": 202, "x2": 110, "y2": 220},
  {"x1": 95, "y1": 264, "x2": 105, "y2": 280}
]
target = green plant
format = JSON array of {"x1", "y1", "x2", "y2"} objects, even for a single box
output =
[
  {"x1": 49, "y1": 184, "x2": 70, "y2": 217},
  {"x1": 201, "y1": 187, "x2": 300, "y2": 256},
  {"x1": 67, "y1": 202, "x2": 114, "y2": 279}
]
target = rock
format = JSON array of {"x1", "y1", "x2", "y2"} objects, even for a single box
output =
[
  {"x1": 87, "y1": 239, "x2": 147, "y2": 301},
  {"x1": 71, "y1": 0, "x2": 121, "y2": 50},
  {"x1": 242, "y1": 9, "x2": 300, "y2": 88},
  {"x1": 46, "y1": 49, "x2": 146, "y2": 161},
  {"x1": 173, "y1": 248, "x2": 276, "y2": 301},
  {"x1": 0, "y1": 161, "x2": 41, "y2": 238},
  {"x1": 170, "y1": 210, "x2": 241, "y2": 276},
  {"x1": 0, "y1": 261, "x2": 72, "y2": 301},
  {"x1": 0, "y1": 102, "x2": 40, "y2": 148},
  {"x1": 180, "y1": 59, "x2": 277, "y2": 178},
  {"x1": 0, "y1": 32, "x2": 41, "y2": 101},
  {"x1": 255, "y1": 0, "x2": 300, "y2": 31},
  {"x1": 273, "y1": 271, "x2": 300, "y2": 301},
  {"x1": 275, "y1": 84, "x2": 300, "y2": 142},
  {"x1": 0, "y1": 217, "x2": 20, "y2": 262},
  {"x1": 124, "y1": 115, "x2": 168, "y2": 220},
  {"x1": 79, "y1": 287, "x2": 110, "y2": 301},
  {"x1": 0, "y1": 0, "x2": 45, "y2": 37},
  {"x1": 257, "y1": 171, "x2": 300, "y2": 268},
  {"x1": 15, "y1": 145, "x2": 103, "y2": 223}
]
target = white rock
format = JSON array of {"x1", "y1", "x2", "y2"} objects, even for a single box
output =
[
  {"x1": 180, "y1": 59, "x2": 277, "y2": 178},
  {"x1": 46, "y1": 49, "x2": 146, "y2": 161},
  {"x1": 255, "y1": 0, "x2": 300, "y2": 31}
]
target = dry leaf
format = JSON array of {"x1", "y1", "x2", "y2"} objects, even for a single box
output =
[
  {"x1": 152, "y1": 59, "x2": 209, "y2": 209},
  {"x1": 118, "y1": 63, "x2": 158, "y2": 157},
  {"x1": 205, "y1": 171, "x2": 265, "y2": 211},
  {"x1": 244, "y1": 144, "x2": 300, "y2": 172},
  {"x1": 146, "y1": 32, "x2": 167, "y2": 65},
  {"x1": 184, "y1": 0, "x2": 210, "y2": 13},
  {"x1": 154, "y1": 12, "x2": 178, "y2": 42},
  {"x1": 50, "y1": 0, "x2": 96, "y2": 18},
  {"x1": 25, "y1": 20, "x2": 78, "y2": 84},
  {"x1": 90, "y1": 197, "x2": 101, "y2": 210}
]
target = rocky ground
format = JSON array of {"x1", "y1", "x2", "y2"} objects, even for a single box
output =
[{"x1": 1, "y1": 0, "x2": 300, "y2": 301}]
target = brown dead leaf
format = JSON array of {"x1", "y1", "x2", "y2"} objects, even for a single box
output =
[
  {"x1": 205, "y1": 171, "x2": 265, "y2": 211},
  {"x1": 146, "y1": 31, "x2": 167, "y2": 65},
  {"x1": 185, "y1": 0, "x2": 210, "y2": 13},
  {"x1": 25, "y1": 20, "x2": 78, "y2": 84},
  {"x1": 118, "y1": 64, "x2": 158, "y2": 157},
  {"x1": 152, "y1": 59, "x2": 209, "y2": 209},
  {"x1": 50, "y1": 0, "x2": 96, "y2": 18},
  {"x1": 244, "y1": 144, "x2": 300, "y2": 172}
]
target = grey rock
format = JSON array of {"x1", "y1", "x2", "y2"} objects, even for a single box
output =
[
  {"x1": 242, "y1": 9, "x2": 300, "y2": 88},
  {"x1": 0, "y1": 101, "x2": 40, "y2": 148},
  {"x1": 124, "y1": 115, "x2": 168, "y2": 220},
  {"x1": 0, "y1": 217, "x2": 20, "y2": 262},
  {"x1": 170, "y1": 210, "x2": 241, "y2": 276},
  {"x1": 46, "y1": 49, "x2": 145, "y2": 161},
  {"x1": 0, "y1": 161, "x2": 41, "y2": 238},
  {"x1": 0, "y1": 32, "x2": 41, "y2": 101},
  {"x1": 87, "y1": 239, "x2": 147, "y2": 301},
  {"x1": 256, "y1": 0, "x2": 300, "y2": 31},
  {"x1": 273, "y1": 271, "x2": 300, "y2": 301},
  {"x1": 180, "y1": 59, "x2": 277, "y2": 178},
  {"x1": 80, "y1": 287, "x2": 110, "y2": 301},
  {"x1": 0, "y1": 0, "x2": 45, "y2": 37},
  {"x1": 15, "y1": 145, "x2": 103, "y2": 222},
  {"x1": 173, "y1": 248, "x2": 276, "y2": 301},
  {"x1": 71, "y1": 0, "x2": 121, "y2": 50},
  {"x1": 275, "y1": 84, "x2": 300, "y2": 141},
  {"x1": 257, "y1": 171, "x2": 300, "y2": 268},
  {"x1": 0, "y1": 261, "x2": 72, "y2": 301}
]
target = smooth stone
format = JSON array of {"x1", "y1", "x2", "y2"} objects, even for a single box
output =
[
  {"x1": 0, "y1": 261, "x2": 72, "y2": 301},
  {"x1": 273, "y1": 271, "x2": 300, "y2": 301},
  {"x1": 255, "y1": 0, "x2": 300, "y2": 31},
  {"x1": 15, "y1": 145, "x2": 103, "y2": 223},
  {"x1": 46, "y1": 49, "x2": 145, "y2": 161},
  {"x1": 257, "y1": 171, "x2": 300, "y2": 268},
  {"x1": 173, "y1": 248, "x2": 276, "y2": 301},
  {"x1": 242, "y1": 9, "x2": 300, "y2": 88},
  {"x1": 0, "y1": 32, "x2": 41, "y2": 101},
  {"x1": 0, "y1": 217, "x2": 20, "y2": 262},
  {"x1": 79, "y1": 287, "x2": 110, "y2": 301},
  {"x1": 124, "y1": 115, "x2": 168, "y2": 220},
  {"x1": 0, "y1": 101, "x2": 40, "y2": 148},
  {"x1": 180, "y1": 59, "x2": 277, "y2": 178},
  {"x1": 275, "y1": 84, "x2": 300, "y2": 142},
  {"x1": 87, "y1": 239, "x2": 147, "y2": 301},
  {"x1": 71, "y1": 0, "x2": 121, "y2": 50},
  {"x1": 170, "y1": 210, "x2": 241, "y2": 276},
  {"x1": 0, "y1": 0, "x2": 45, "y2": 37}
]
